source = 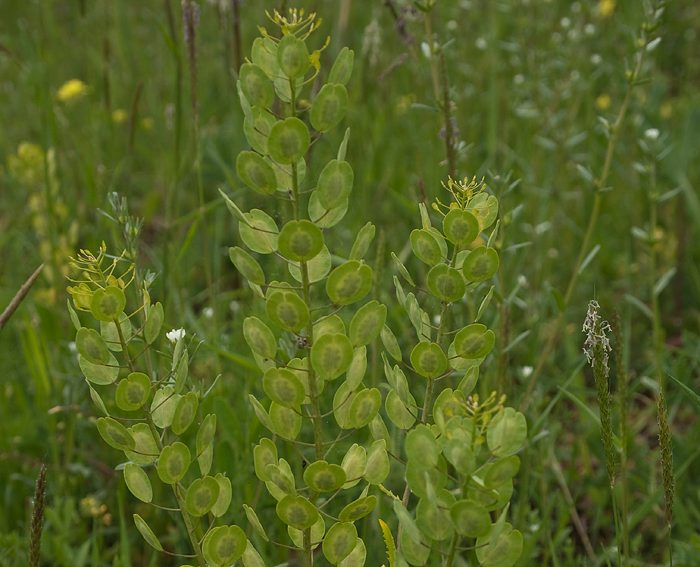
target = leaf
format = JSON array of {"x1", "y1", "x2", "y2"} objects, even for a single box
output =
[
  {"x1": 379, "y1": 519, "x2": 397, "y2": 567},
  {"x1": 349, "y1": 222, "x2": 375, "y2": 260},
  {"x1": 577, "y1": 244, "x2": 601, "y2": 275}
]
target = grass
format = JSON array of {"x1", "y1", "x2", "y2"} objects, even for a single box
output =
[{"x1": 1, "y1": 0, "x2": 700, "y2": 565}]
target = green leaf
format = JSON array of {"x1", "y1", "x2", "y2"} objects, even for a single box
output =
[
  {"x1": 96, "y1": 417, "x2": 135, "y2": 451},
  {"x1": 311, "y1": 83, "x2": 349, "y2": 132},
  {"x1": 230, "y1": 246, "x2": 266, "y2": 285},
  {"x1": 144, "y1": 302, "x2": 164, "y2": 344},
  {"x1": 349, "y1": 300, "x2": 387, "y2": 346},
  {"x1": 410, "y1": 229, "x2": 442, "y2": 266},
  {"x1": 277, "y1": 34, "x2": 310, "y2": 78},
  {"x1": 316, "y1": 159, "x2": 353, "y2": 209},
  {"x1": 349, "y1": 222, "x2": 375, "y2": 260},
  {"x1": 303, "y1": 460, "x2": 347, "y2": 492},
  {"x1": 405, "y1": 424, "x2": 440, "y2": 470},
  {"x1": 326, "y1": 261, "x2": 373, "y2": 305},
  {"x1": 451, "y1": 499, "x2": 491, "y2": 537},
  {"x1": 133, "y1": 514, "x2": 163, "y2": 552},
  {"x1": 115, "y1": 372, "x2": 151, "y2": 412},
  {"x1": 392, "y1": 500, "x2": 422, "y2": 545},
  {"x1": 265, "y1": 290, "x2": 310, "y2": 332},
  {"x1": 211, "y1": 473, "x2": 232, "y2": 517},
  {"x1": 463, "y1": 246, "x2": 500, "y2": 282},
  {"x1": 276, "y1": 495, "x2": 320, "y2": 530},
  {"x1": 239, "y1": 63, "x2": 274, "y2": 108},
  {"x1": 410, "y1": 342, "x2": 448, "y2": 378},
  {"x1": 381, "y1": 325, "x2": 402, "y2": 362},
  {"x1": 339, "y1": 496, "x2": 377, "y2": 522},
  {"x1": 239, "y1": 209, "x2": 279, "y2": 254},
  {"x1": 266, "y1": 459, "x2": 296, "y2": 495},
  {"x1": 243, "y1": 503, "x2": 269, "y2": 541},
  {"x1": 268, "y1": 117, "x2": 310, "y2": 164},
  {"x1": 426, "y1": 264, "x2": 465, "y2": 303},
  {"x1": 202, "y1": 525, "x2": 247, "y2": 567},
  {"x1": 185, "y1": 476, "x2": 220, "y2": 517},
  {"x1": 157, "y1": 442, "x2": 191, "y2": 484},
  {"x1": 452, "y1": 323, "x2": 495, "y2": 359},
  {"x1": 278, "y1": 219, "x2": 324, "y2": 262},
  {"x1": 90, "y1": 286, "x2": 126, "y2": 322},
  {"x1": 443, "y1": 208, "x2": 479, "y2": 245},
  {"x1": 150, "y1": 386, "x2": 181, "y2": 429},
  {"x1": 88, "y1": 384, "x2": 109, "y2": 416},
  {"x1": 263, "y1": 367, "x2": 305, "y2": 408},
  {"x1": 311, "y1": 333, "x2": 353, "y2": 380},
  {"x1": 243, "y1": 316, "x2": 277, "y2": 359},
  {"x1": 486, "y1": 408, "x2": 528, "y2": 457},
  {"x1": 323, "y1": 522, "x2": 358, "y2": 565},
  {"x1": 124, "y1": 463, "x2": 152, "y2": 503},
  {"x1": 329, "y1": 47, "x2": 354, "y2": 85},
  {"x1": 172, "y1": 391, "x2": 198, "y2": 435}
]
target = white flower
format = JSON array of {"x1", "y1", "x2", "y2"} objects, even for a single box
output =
[
  {"x1": 203, "y1": 307, "x2": 214, "y2": 319},
  {"x1": 644, "y1": 128, "x2": 660, "y2": 141},
  {"x1": 166, "y1": 328, "x2": 186, "y2": 343},
  {"x1": 475, "y1": 37, "x2": 487, "y2": 50},
  {"x1": 521, "y1": 366, "x2": 533, "y2": 378},
  {"x1": 68, "y1": 341, "x2": 77, "y2": 354}
]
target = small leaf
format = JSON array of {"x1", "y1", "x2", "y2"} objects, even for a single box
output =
[
  {"x1": 243, "y1": 503, "x2": 269, "y2": 541},
  {"x1": 239, "y1": 209, "x2": 279, "y2": 254},
  {"x1": 451, "y1": 499, "x2": 491, "y2": 537},
  {"x1": 405, "y1": 424, "x2": 440, "y2": 470},
  {"x1": 486, "y1": 408, "x2": 528, "y2": 457},
  {"x1": 133, "y1": 514, "x2": 163, "y2": 551},
  {"x1": 124, "y1": 463, "x2": 152, "y2": 503}
]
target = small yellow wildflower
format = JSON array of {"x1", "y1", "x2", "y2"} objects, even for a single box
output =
[
  {"x1": 112, "y1": 109, "x2": 127, "y2": 124},
  {"x1": 595, "y1": 94, "x2": 611, "y2": 111},
  {"x1": 56, "y1": 79, "x2": 88, "y2": 102},
  {"x1": 599, "y1": 0, "x2": 615, "y2": 18},
  {"x1": 140, "y1": 117, "x2": 154, "y2": 130}
]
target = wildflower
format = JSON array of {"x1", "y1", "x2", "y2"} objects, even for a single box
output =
[
  {"x1": 166, "y1": 328, "x2": 186, "y2": 343},
  {"x1": 56, "y1": 79, "x2": 88, "y2": 103},
  {"x1": 141, "y1": 117, "x2": 154, "y2": 130},
  {"x1": 595, "y1": 93, "x2": 611, "y2": 111},
  {"x1": 598, "y1": 0, "x2": 615, "y2": 18},
  {"x1": 112, "y1": 109, "x2": 127, "y2": 124},
  {"x1": 202, "y1": 307, "x2": 214, "y2": 319},
  {"x1": 644, "y1": 127, "x2": 660, "y2": 141}
]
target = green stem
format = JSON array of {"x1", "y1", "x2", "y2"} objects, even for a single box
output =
[
  {"x1": 445, "y1": 533, "x2": 460, "y2": 567},
  {"x1": 303, "y1": 527, "x2": 313, "y2": 567}
]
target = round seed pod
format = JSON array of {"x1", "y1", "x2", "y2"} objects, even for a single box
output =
[
  {"x1": 427, "y1": 264, "x2": 466, "y2": 303},
  {"x1": 239, "y1": 63, "x2": 274, "y2": 108},
  {"x1": 310, "y1": 83, "x2": 348, "y2": 132},
  {"x1": 236, "y1": 151, "x2": 277, "y2": 195},
  {"x1": 278, "y1": 219, "x2": 324, "y2": 262},
  {"x1": 268, "y1": 117, "x2": 310, "y2": 164},
  {"x1": 443, "y1": 208, "x2": 479, "y2": 245},
  {"x1": 276, "y1": 34, "x2": 310, "y2": 79},
  {"x1": 463, "y1": 246, "x2": 499, "y2": 282}
]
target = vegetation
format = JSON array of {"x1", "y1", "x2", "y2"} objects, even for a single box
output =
[{"x1": 1, "y1": 0, "x2": 700, "y2": 565}]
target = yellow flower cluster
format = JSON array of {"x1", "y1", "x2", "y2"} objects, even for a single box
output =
[{"x1": 56, "y1": 79, "x2": 88, "y2": 103}]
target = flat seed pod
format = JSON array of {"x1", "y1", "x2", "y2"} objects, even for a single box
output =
[
  {"x1": 133, "y1": 514, "x2": 163, "y2": 551},
  {"x1": 427, "y1": 264, "x2": 466, "y2": 303},
  {"x1": 276, "y1": 495, "x2": 320, "y2": 530},
  {"x1": 236, "y1": 151, "x2": 277, "y2": 195},
  {"x1": 410, "y1": 229, "x2": 442, "y2": 266},
  {"x1": 338, "y1": 538, "x2": 366, "y2": 567},
  {"x1": 96, "y1": 417, "x2": 135, "y2": 451},
  {"x1": 276, "y1": 34, "x2": 309, "y2": 78},
  {"x1": 364, "y1": 439, "x2": 390, "y2": 485},
  {"x1": 243, "y1": 503, "x2": 268, "y2": 541},
  {"x1": 326, "y1": 261, "x2": 373, "y2": 305},
  {"x1": 345, "y1": 346, "x2": 367, "y2": 390},
  {"x1": 172, "y1": 392, "x2": 198, "y2": 435},
  {"x1": 476, "y1": 524, "x2": 523, "y2": 567},
  {"x1": 406, "y1": 459, "x2": 447, "y2": 500},
  {"x1": 417, "y1": 496, "x2": 453, "y2": 541},
  {"x1": 349, "y1": 300, "x2": 387, "y2": 347},
  {"x1": 405, "y1": 424, "x2": 440, "y2": 470},
  {"x1": 410, "y1": 342, "x2": 448, "y2": 378},
  {"x1": 239, "y1": 63, "x2": 274, "y2": 108},
  {"x1": 268, "y1": 117, "x2": 310, "y2": 164},
  {"x1": 339, "y1": 495, "x2": 376, "y2": 522},
  {"x1": 278, "y1": 219, "x2": 323, "y2": 262},
  {"x1": 251, "y1": 36, "x2": 278, "y2": 78},
  {"x1": 266, "y1": 291, "x2": 309, "y2": 332},
  {"x1": 288, "y1": 515, "x2": 325, "y2": 550},
  {"x1": 332, "y1": 382, "x2": 356, "y2": 429},
  {"x1": 242, "y1": 541, "x2": 266, "y2": 567},
  {"x1": 323, "y1": 522, "x2": 358, "y2": 565},
  {"x1": 468, "y1": 192, "x2": 499, "y2": 231},
  {"x1": 450, "y1": 499, "x2": 491, "y2": 537},
  {"x1": 486, "y1": 408, "x2": 528, "y2": 457},
  {"x1": 315, "y1": 159, "x2": 353, "y2": 209},
  {"x1": 308, "y1": 191, "x2": 349, "y2": 228},
  {"x1": 311, "y1": 333, "x2": 353, "y2": 380},
  {"x1": 288, "y1": 356, "x2": 324, "y2": 402},
  {"x1": 90, "y1": 286, "x2": 126, "y2": 321},
  {"x1": 243, "y1": 316, "x2": 277, "y2": 359},
  {"x1": 349, "y1": 222, "x2": 375, "y2": 260},
  {"x1": 151, "y1": 386, "x2": 181, "y2": 429},
  {"x1": 144, "y1": 302, "x2": 164, "y2": 344},
  {"x1": 243, "y1": 108, "x2": 275, "y2": 154},
  {"x1": 271, "y1": 157, "x2": 306, "y2": 192},
  {"x1": 453, "y1": 323, "x2": 495, "y2": 359},
  {"x1": 269, "y1": 402, "x2": 301, "y2": 441},
  {"x1": 115, "y1": 372, "x2": 151, "y2": 411},
  {"x1": 88, "y1": 384, "x2": 108, "y2": 416},
  {"x1": 196, "y1": 414, "x2": 217, "y2": 459},
  {"x1": 347, "y1": 387, "x2": 381, "y2": 428},
  {"x1": 124, "y1": 463, "x2": 153, "y2": 502},
  {"x1": 249, "y1": 395, "x2": 273, "y2": 434},
  {"x1": 443, "y1": 208, "x2": 480, "y2": 245},
  {"x1": 253, "y1": 437, "x2": 278, "y2": 482},
  {"x1": 202, "y1": 525, "x2": 247, "y2": 567},
  {"x1": 265, "y1": 459, "x2": 296, "y2": 495},
  {"x1": 124, "y1": 423, "x2": 159, "y2": 464},
  {"x1": 400, "y1": 525, "x2": 431, "y2": 565},
  {"x1": 385, "y1": 389, "x2": 417, "y2": 430},
  {"x1": 463, "y1": 246, "x2": 499, "y2": 282},
  {"x1": 381, "y1": 325, "x2": 402, "y2": 362},
  {"x1": 440, "y1": 426, "x2": 475, "y2": 473},
  {"x1": 303, "y1": 460, "x2": 346, "y2": 492},
  {"x1": 239, "y1": 209, "x2": 279, "y2": 254},
  {"x1": 185, "y1": 476, "x2": 220, "y2": 517},
  {"x1": 211, "y1": 473, "x2": 232, "y2": 517},
  {"x1": 262, "y1": 367, "x2": 305, "y2": 408},
  {"x1": 313, "y1": 314, "x2": 346, "y2": 336},
  {"x1": 76, "y1": 328, "x2": 111, "y2": 364},
  {"x1": 288, "y1": 244, "x2": 331, "y2": 283},
  {"x1": 79, "y1": 353, "x2": 119, "y2": 385},
  {"x1": 157, "y1": 442, "x2": 191, "y2": 484},
  {"x1": 311, "y1": 83, "x2": 349, "y2": 132},
  {"x1": 328, "y1": 47, "x2": 354, "y2": 85},
  {"x1": 485, "y1": 456, "x2": 521, "y2": 487},
  {"x1": 229, "y1": 246, "x2": 265, "y2": 286},
  {"x1": 340, "y1": 444, "x2": 367, "y2": 489}
]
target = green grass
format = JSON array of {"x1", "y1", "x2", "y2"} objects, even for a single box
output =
[{"x1": 1, "y1": 0, "x2": 700, "y2": 565}]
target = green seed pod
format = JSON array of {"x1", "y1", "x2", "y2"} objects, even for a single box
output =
[
  {"x1": 288, "y1": 244, "x2": 332, "y2": 283},
  {"x1": 410, "y1": 341, "x2": 448, "y2": 378},
  {"x1": 443, "y1": 208, "x2": 479, "y2": 245},
  {"x1": 311, "y1": 333, "x2": 353, "y2": 381},
  {"x1": 185, "y1": 476, "x2": 220, "y2": 517},
  {"x1": 276, "y1": 34, "x2": 310, "y2": 79},
  {"x1": 288, "y1": 515, "x2": 325, "y2": 550},
  {"x1": 341, "y1": 444, "x2": 367, "y2": 489},
  {"x1": 124, "y1": 423, "x2": 159, "y2": 465},
  {"x1": 144, "y1": 302, "x2": 163, "y2": 344},
  {"x1": 115, "y1": 372, "x2": 151, "y2": 411},
  {"x1": 265, "y1": 290, "x2": 309, "y2": 332},
  {"x1": 405, "y1": 424, "x2": 440, "y2": 470},
  {"x1": 243, "y1": 108, "x2": 276, "y2": 155},
  {"x1": 269, "y1": 402, "x2": 302, "y2": 440},
  {"x1": 278, "y1": 219, "x2": 324, "y2": 262},
  {"x1": 453, "y1": 323, "x2": 495, "y2": 359},
  {"x1": 349, "y1": 222, "x2": 376, "y2": 260},
  {"x1": 303, "y1": 460, "x2": 347, "y2": 493},
  {"x1": 276, "y1": 494, "x2": 320, "y2": 530},
  {"x1": 124, "y1": 463, "x2": 152, "y2": 503},
  {"x1": 476, "y1": 523, "x2": 523, "y2": 567},
  {"x1": 339, "y1": 495, "x2": 376, "y2": 522},
  {"x1": 96, "y1": 417, "x2": 135, "y2": 451},
  {"x1": 202, "y1": 525, "x2": 247, "y2": 567},
  {"x1": 90, "y1": 286, "x2": 126, "y2": 322},
  {"x1": 251, "y1": 37, "x2": 279, "y2": 78},
  {"x1": 268, "y1": 117, "x2": 310, "y2": 164},
  {"x1": 211, "y1": 474, "x2": 232, "y2": 517},
  {"x1": 486, "y1": 408, "x2": 528, "y2": 457},
  {"x1": 156, "y1": 442, "x2": 191, "y2": 484},
  {"x1": 236, "y1": 150, "x2": 277, "y2": 195},
  {"x1": 410, "y1": 228, "x2": 443, "y2": 266},
  {"x1": 133, "y1": 514, "x2": 163, "y2": 551},
  {"x1": 229, "y1": 246, "x2": 266, "y2": 286},
  {"x1": 262, "y1": 367, "x2": 305, "y2": 408},
  {"x1": 171, "y1": 391, "x2": 198, "y2": 435},
  {"x1": 76, "y1": 327, "x2": 110, "y2": 364},
  {"x1": 348, "y1": 387, "x2": 381, "y2": 428},
  {"x1": 310, "y1": 83, "x2": 349, "y2": 132},
  {"x1": 468, "y1": 192, "x2": 499, "y2": 231},
  {"x1": 239, "y1": 209, "x2": 279, "y2": 254},
  {"x1": 338, "y1": 539, "x2": 366, "y2": 567},
  {"x1": 239, "y1": 63, "x2": 274, "y2": 108},
  {"x1": 326, "y1": 260, "x2": 373, "y2": 305},
  {"x1": 243, "y1": 316, "x2": 277, "y2": 359},
  {"x1": 463, "y1": 246, "x2": 500, "y2": 282},
  {"x1": 308, "y1": 189, "x2": 349, "y2": 228},
  {"x1": 323, "y1": 522, "x2": 358, "y2": 565},
  {"x1": 349, "y1": 300, "x2": 387, "y2": 346},
  {"x1": 427, "y1": 264, "x2": 466, "y2": 303},
  {"x1": 385, "y1": 389, "x2": 417, "y2": 430},
  {"x1": 328, "y1": 47, "x2": 354, "y2": 85},
  {"x1": 364, "y1": 439, "x2": 390, "y2": 484},
  {"x1": 417, "y1": 491, "x2": 455, "y2": 541},
  {"x1": 315, "y1": 159, "x2": 354, "y2": 209},
  {"x1": 451, "y1": 499, "x2": 491, "y2": 537},
  {"x1": 253, "y1": 438, "x2": 278, "y2": 482}
]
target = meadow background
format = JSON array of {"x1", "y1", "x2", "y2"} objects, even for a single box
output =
[{"x1": 1, "y1": 0, "x2": 700, "y2": 565}]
